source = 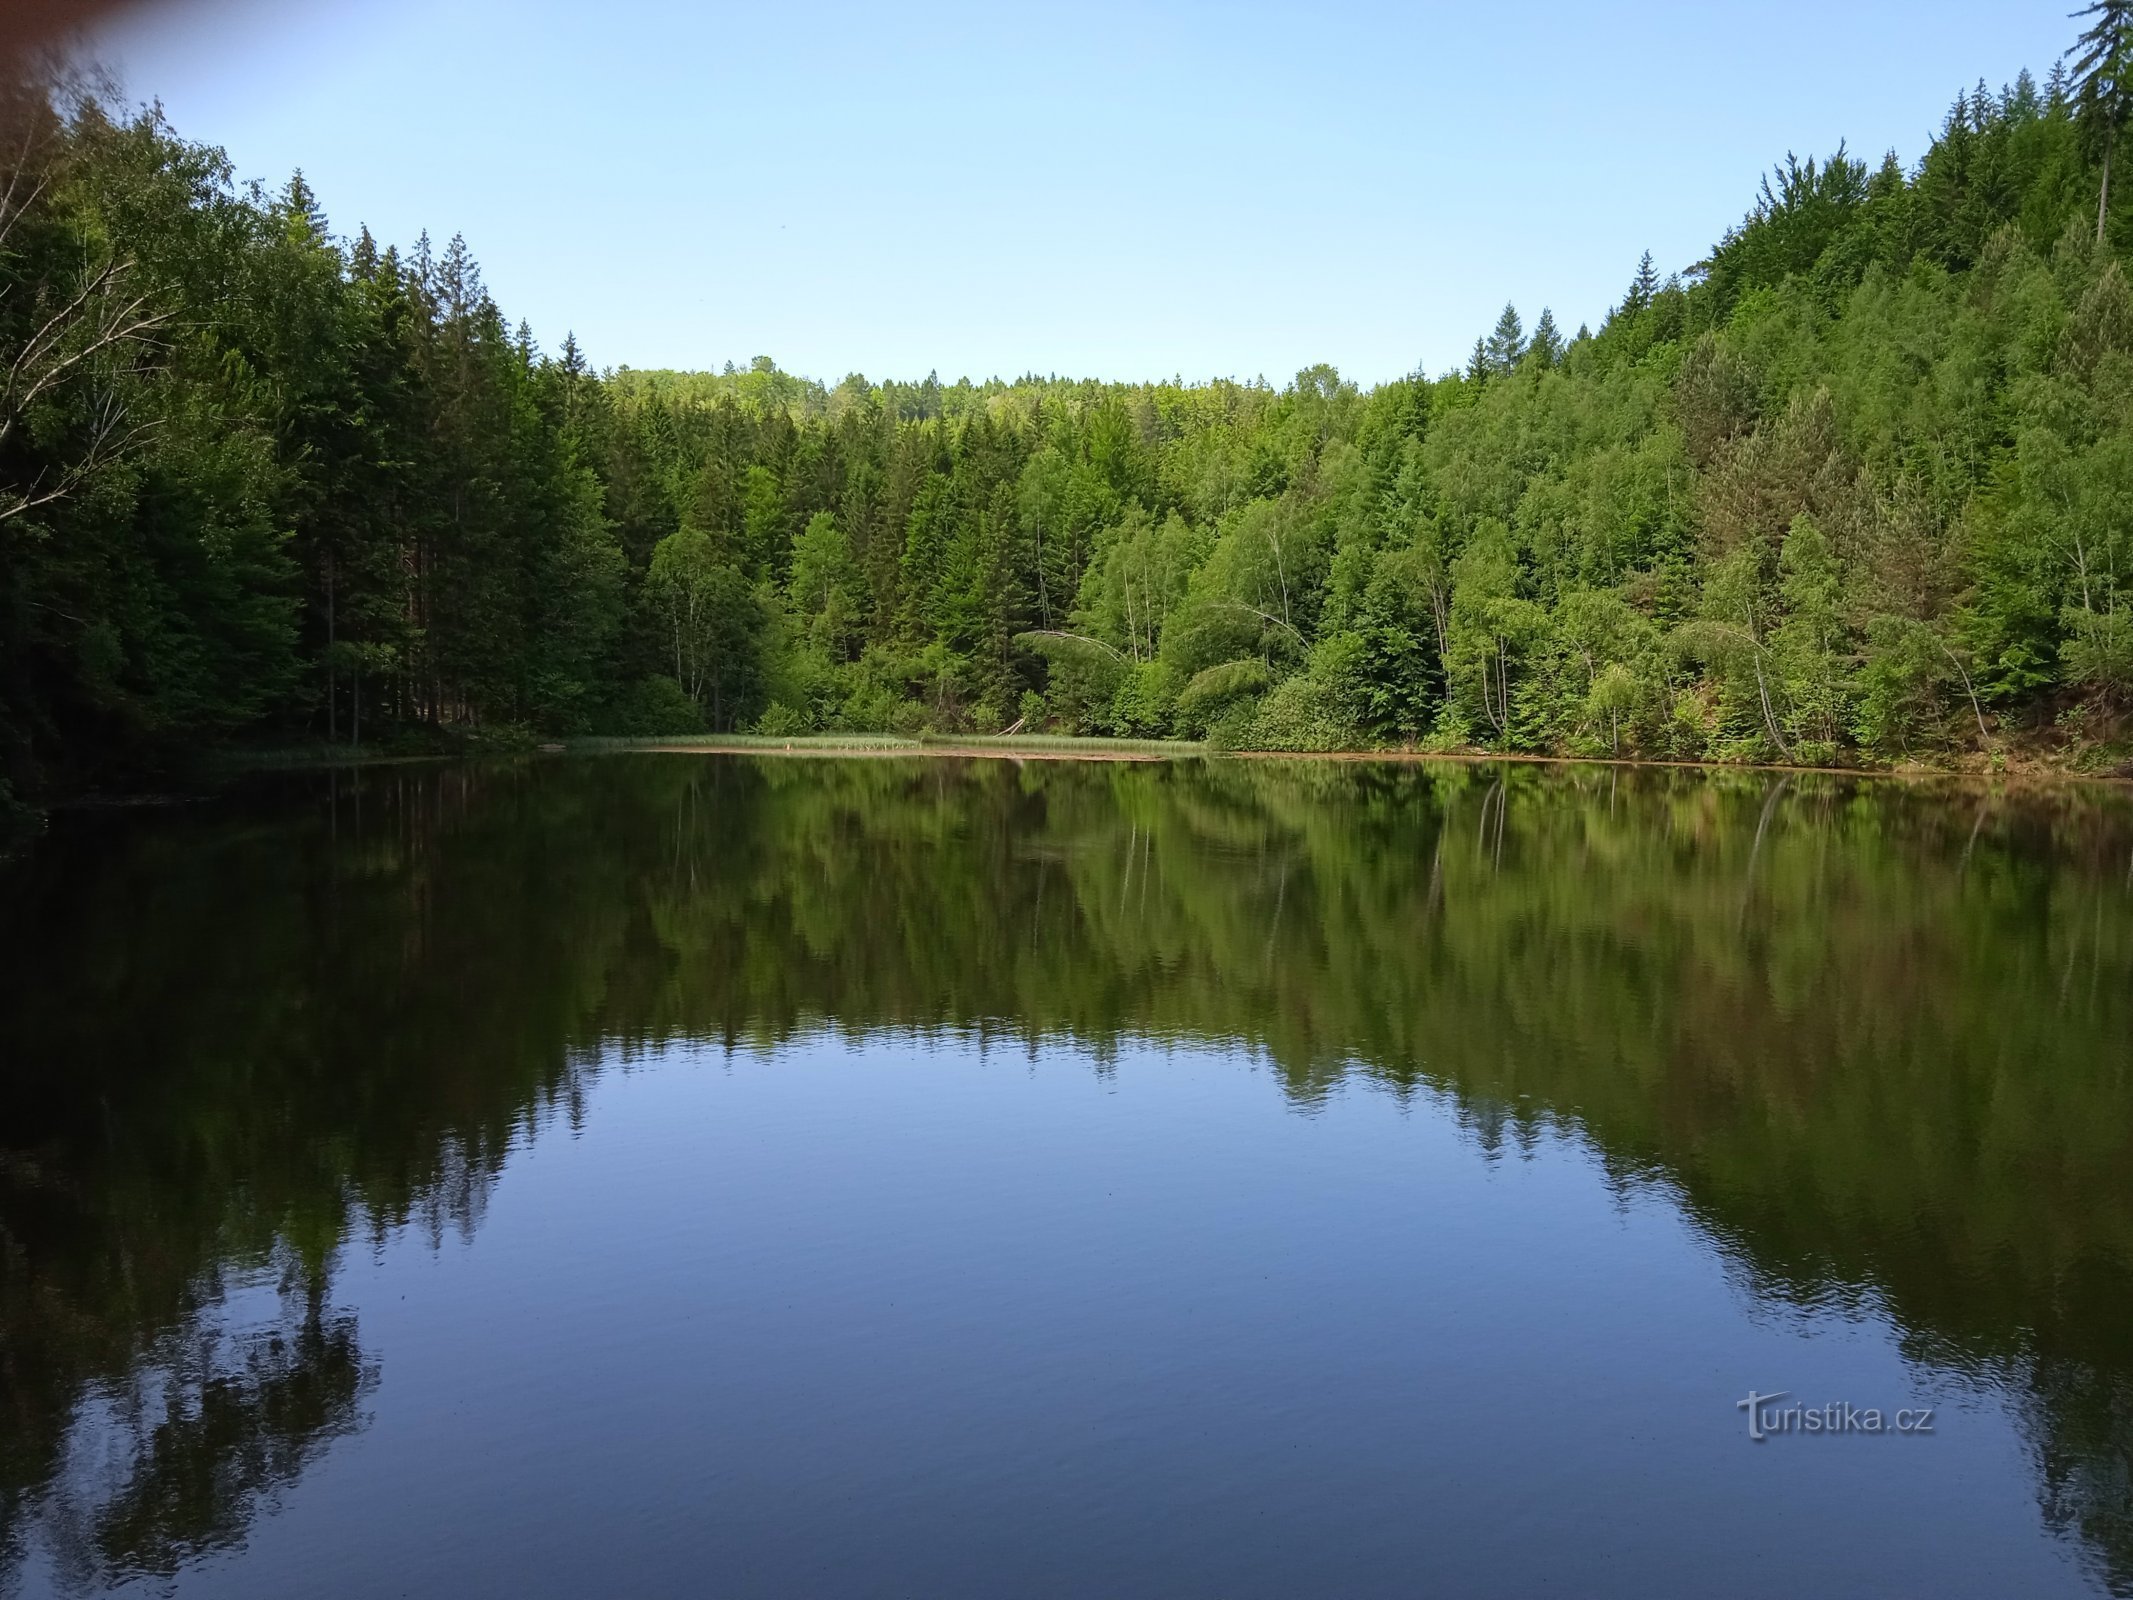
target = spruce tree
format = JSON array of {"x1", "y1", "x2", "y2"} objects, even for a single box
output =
[
  {"x1": 2067, "y1": 0, "x2": 2133, "y2": 242},
  {"x1": 1484, "y1": 303, "x2": 1525, "y2": 372},
  {"x1": 1623, "y1": 250, "x2": 1659, "y2": 315},
  {"x1": 1527, "y1": 308, "x2": 1564, "y2": 368},
  {"x1": 2008, "y1": 67, "x2": 2040, "y2": 121}
]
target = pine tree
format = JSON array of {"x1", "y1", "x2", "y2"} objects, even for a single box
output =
[
  {"x1": 280, "y1": 169, "x2": 327, "y2": 239},
  {"x1": 15, "y1": 63, "x2": 2133, "y2": 780},
  {"x1": 1527, "y1": 308, "x2": 1564, "y2": 368},
  {"x1": 2067, "y1": 0, "x2": 2133, "y2": 242},
  {"x1": 1484, "y1": 303, "x2": 1525, "y2": 372},
  {"x1": 2008, "y1": 67, "x2": 2041, "y2": 121},
  {"x1": 1623, "y1": 250, "x2": 1659, "y2": 316}
]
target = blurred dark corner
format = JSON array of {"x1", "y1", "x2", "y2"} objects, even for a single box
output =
[{"x1": 3, "y1": 2, "x2": 143, "y2": 61}]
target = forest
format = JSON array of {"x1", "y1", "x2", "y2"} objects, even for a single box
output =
[{"x1": 5, "y1": 19, "x2": 2133, "y2": 812}]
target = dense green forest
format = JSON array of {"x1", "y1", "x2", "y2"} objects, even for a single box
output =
[{"x1": 7, "y1": 28, "x2": 2133, "y2": 809}]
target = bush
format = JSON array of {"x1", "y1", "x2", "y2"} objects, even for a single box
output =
[
  {"x1": 755, "y1": 702, "x2": 810, "y2": 737},
  {"x1": 1176, "y1": 658, "x2": 1271, "y2": 732},
  {"x1": 2062, "y1": 604, "x2": 2133, "y2": 708},
  {"x1": 466, "y1": 721, "x2": 540, "y2": 753},
  {"x1": 841, "y1": 680, "x2": 899, "y2": 731},
  {"x1": 1855, "y1": 617, "x2": 1957, "y2": 756},
  {"x1": 1243, "y1": 673, "x2": 1362, "y2": 752},
  {"x1": 1311, "y1": 627, "x2": 1434, "y2": 740},
  {"x1": 600, "y1": 675, "x2": 708, "y2": 736},
  {"x1": 1102, "y1": 661, "x2": 1180, "y2": 737},
  {"x1": 1203, "y1": 699, "x2": 1262, "y2": 750}
]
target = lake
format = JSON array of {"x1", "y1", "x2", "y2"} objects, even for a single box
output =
[{"x1": 2, "y1": 753, "x2": 2130, "y2": 1598}]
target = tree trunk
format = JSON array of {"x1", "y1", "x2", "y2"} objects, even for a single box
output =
[
  {"x1": 325, "y1": 553, "x2": 337, "y2": 745},
  {"x1": 2101, "y1": 127, "x2": 2115, "y2": 248}
]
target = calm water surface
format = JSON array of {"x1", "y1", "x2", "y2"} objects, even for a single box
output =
[{"x1": 2, "y1": 754, "x2": 2131, "y2": 1598}]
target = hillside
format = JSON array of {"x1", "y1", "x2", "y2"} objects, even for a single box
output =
[{"x1": 3, "y1": 54, "x2": 2132, "y2": 809}]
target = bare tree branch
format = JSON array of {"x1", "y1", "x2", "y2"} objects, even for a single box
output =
[
  {"x1": 1017, "y1": 629, "x2": 1128, "y2": 663},
  {"x1": 1213, "y1": 600, "x2": 1306, "y2": 645},
  {"x1": 0, "y1": 208, "x2": 170, "y2": 528}
]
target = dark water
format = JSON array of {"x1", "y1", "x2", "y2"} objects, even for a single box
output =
[{"x1": 2, "y1": 754, "x2": 2131, "y2": 1599}]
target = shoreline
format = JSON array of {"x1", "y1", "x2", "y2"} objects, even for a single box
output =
[
  {"x1": 602, "y1": 739, "x2": 1184, "y2": 764},
  {"x1": 1229, "y1": 745, "x2": 2133, "y2": 788},
  {"x1": 557, "y1": 736, "x2": 2132, "y2": 790},
  {"x1": 25, "y1": 736, "x2": 2133, "y2": 810}
]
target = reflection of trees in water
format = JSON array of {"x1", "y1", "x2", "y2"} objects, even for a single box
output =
[
  {"x1": 2026, "y1": 1359, "x2": 2133, "y2": 1592},
  {"x1": 1, "y1": 755, "x2": 2130, "y2": 1591},
  {"x1": 30, "y1": 1294, "x2": 371, "y2": 1590},
  {"x1": 0, "y1": 762, "x2": 610, "y2": 1591}
]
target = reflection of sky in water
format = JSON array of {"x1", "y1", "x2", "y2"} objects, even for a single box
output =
[
  {"x1": 2, "y1": 757, "x2": 2129, "y2": 1598},
  {"x1": 17, "y1": 1036, "x2": 2100, "y2": 1599}
]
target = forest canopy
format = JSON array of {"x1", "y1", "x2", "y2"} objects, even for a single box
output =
[{"x1": 5, "y1": 38, "x2": 2133, "y2": 804}]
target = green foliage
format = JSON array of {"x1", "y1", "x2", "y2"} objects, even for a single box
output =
[
  {"x1": 1099, "y1": 660, "x2": 1180, "y2": 738},
  {"x1": 10, "y1": 44, "x2": 2133, "y2": 791},
  {"x1": 1175, "y1": 657, "x2": 1271, "y2": 731},
  {"x1": 1245, "y1": 670, "x2": 1362, "y2": 752},
  {"x1": 1446, "y1": 523, "x2": 1548, "y2": 745},
  {"x1": 2067, "y1": 2, "x2": 2133, "y2": 243},
  {"x1": 786, "y1": 512, "x2": 865, "y2": 661},
  {"x1": 2062, "y1": 600, "x2": 2133, "y2": 703},
  {"x1": 646, "y1": 528, "x2": 765, "y2": 730},
  {"x1": 1854, "y1": 616, "x2": 1961, "y2": 753},
  {"x1": 1769, "y1": 516, "x2": 1855, "y2": 759},
  {"x1": 754, "y1": 701, "x2": 809, "y2": 737},
  {"x1": 603, "y1": 674, "x2": 708, "y2": 736}
]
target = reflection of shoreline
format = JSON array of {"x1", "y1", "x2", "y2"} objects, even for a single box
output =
[
  {"x1": 616, "y1": 742, "x2": 1180, "y2": 763},
  {"x1": 1, "y1": 756, "x2": 2128, "y2": 1593},
  {"x1": 211, "y1": 740, "x2": 2133, "y2": 789},
  {"x1": 1227, "y1": 746, "x2": 2133, "y2": 789},
  {"x1": 581, "y1": 738, "x2": 2133, "y2": 787}
]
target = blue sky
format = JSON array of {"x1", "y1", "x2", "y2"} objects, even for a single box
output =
[{"x1": 91, "y1": 0, "x2": 2072, "y2": 386}]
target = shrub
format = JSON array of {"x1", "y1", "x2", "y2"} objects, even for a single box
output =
[
  {"x1": 1177, "y1": 657, "x2": 1272, "y2": 732},
  {"x1": 601, "y1": 675, "x2": 708, "y2": 736},
  {"x1": 1244, "y1": 673, "x2": 1362, "y2": 752},
  {"x1": 755, "y1": 702, "x2": 810, "y2": 737},
  {"x1": 1203, "y1": 699, "x2": 1262, "y2": 750}
]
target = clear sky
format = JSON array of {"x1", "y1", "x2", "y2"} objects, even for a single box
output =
[{"x1": 87, "y1": 0, "x2": 2072, "y2": 387}]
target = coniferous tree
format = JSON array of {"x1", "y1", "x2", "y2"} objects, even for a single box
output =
[
  {"x1": 1527, "y1": 308, "x2": 1564, "y2": 368},
  {"x1": 7, "y1": 50, "x2": 2133, "y2": 800},
  {"x1": 1623, "y1": 250, "x2": 1659, "y2": 315},
  {"x1": 1483, "y1": 304, "x2": 1525, "y2": 372},
  {"x1": 2068, "y1": 0, "x2": 2133, "y2": 241}
]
